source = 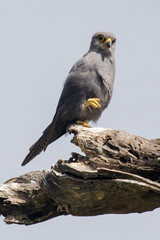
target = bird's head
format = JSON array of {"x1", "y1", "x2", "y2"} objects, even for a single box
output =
[{"x1": 89, "y1": 32, "x2": 116, "y2": 55}]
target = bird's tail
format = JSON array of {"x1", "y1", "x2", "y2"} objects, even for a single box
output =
[{"x1": 22, "y1": 121, "x2": 65, "y2": 166}]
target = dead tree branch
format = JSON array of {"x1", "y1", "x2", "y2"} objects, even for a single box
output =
[{"x1": 1, "y1": 125, "x2": 160, "y2": 225}]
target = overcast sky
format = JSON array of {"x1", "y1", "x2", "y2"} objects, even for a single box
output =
[{"x1": 1, "y1": 0, "x2": 160, "y2": 239}]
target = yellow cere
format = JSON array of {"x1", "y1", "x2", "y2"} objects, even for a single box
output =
[{"x1": 105, "y1": 38, "x2": 112, "y2": 44}]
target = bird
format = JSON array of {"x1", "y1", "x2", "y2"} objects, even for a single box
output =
[{"x1": 22, "y1": 32, "x2": 116, "y2": 166}]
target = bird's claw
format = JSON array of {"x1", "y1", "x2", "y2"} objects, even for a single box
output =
[
  {"x1": 85, "y1": 98, "x2": 101, "y2": 109},
  {"x1": 76, "y1": 120, "x2": 91, "y2": 128}
]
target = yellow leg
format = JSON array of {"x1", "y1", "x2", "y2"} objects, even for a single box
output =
[
  {"x1": 76, "y1": 120, "x2": 91, "y2": 128},
  {"x1": 85, "y1": 98, "x2": 101, "y2": 109}
]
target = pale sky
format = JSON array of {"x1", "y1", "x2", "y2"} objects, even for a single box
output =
[{"x1": 1, "y1": 0, "x2": 160, "y2": 239}]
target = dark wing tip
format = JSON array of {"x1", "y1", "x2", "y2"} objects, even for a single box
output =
[
  {"x1": 21, "y1": 160, "x2": 27, "y2": 166},
  {"x1": 21, "y1": 153, "x2": 33, "y2": 166},
  {"x1": 21, "y1": 137, "x2": 48, "y2": 166},
  {"x1": 21, "y1": 121, "x2": 58, "y2": 166}
]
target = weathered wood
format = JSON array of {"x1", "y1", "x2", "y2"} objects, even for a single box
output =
[{"x1": 0, "y1": 125, "x2": 160, "y2": 225}]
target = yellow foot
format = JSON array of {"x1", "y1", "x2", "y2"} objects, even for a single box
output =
[
  {"x1": 76, "y1": 120, "x2": 91, "y2": 128},
  {"x1": 85, "y1": 98, "x2": 101, "y2": 109}
]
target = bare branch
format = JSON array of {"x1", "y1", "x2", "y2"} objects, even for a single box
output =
[{"x1": 1, "y1": 125, "x2": 160, "y2": 225}]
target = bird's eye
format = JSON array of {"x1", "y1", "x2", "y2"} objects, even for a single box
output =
[{"x1": 97, "y1": 35, "x2": 104, "y2": 42}]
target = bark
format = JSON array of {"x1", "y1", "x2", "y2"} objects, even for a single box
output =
[{"x1": 0, "y1": 125, "x2": 160, "y2": 225}]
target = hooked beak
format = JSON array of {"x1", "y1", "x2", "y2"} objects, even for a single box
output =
[{"x1": 105, "y1": 38, "x2": 112, "y2": 48}]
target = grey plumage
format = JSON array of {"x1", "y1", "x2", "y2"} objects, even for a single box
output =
[{"x1": 22, "y1": 32, "x2": 116, "y2": 166}]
